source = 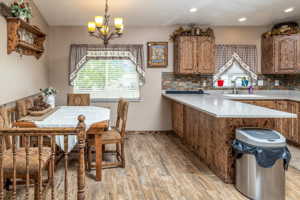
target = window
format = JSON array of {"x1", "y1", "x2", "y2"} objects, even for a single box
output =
[
  {"x1": 213, "y1": 61, "x2": 254, "y2": 88},
  {"x1": 73, "y1": 59, "x2": 140, "y2": 100}
]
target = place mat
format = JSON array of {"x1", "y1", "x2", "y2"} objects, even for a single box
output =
[{"x1": 19, "y1": 107, "x2": 60, "y2": 122}]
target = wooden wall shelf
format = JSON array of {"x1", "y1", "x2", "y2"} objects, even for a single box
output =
[{"x1": 6, "y1": 18, "x2": 46, "y2": 59}]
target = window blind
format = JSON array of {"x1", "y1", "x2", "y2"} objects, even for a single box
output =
[{"x1": 73, "y1": 59, "x2": 140, "y2": 100}]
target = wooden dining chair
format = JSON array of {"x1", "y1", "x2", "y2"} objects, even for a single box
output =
[
  {"x1": 0, "y1": 108, "x2": 87, "y2": 200},
  {"x1": 67, "y1": 93, "x2": 90, "y2": 106},
  {"x1": 86, "y1": 98, "x2": 129, "y2": 171},
  {"x1": 0, "y1": 107, "x2": 52, "y2": 200}
]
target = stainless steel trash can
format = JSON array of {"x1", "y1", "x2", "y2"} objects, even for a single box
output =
[{"x1": 235, "y1": 128, "x2": 287, "y2": 200}]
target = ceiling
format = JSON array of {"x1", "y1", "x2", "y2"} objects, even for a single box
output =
[{"x1": 34, "y1": 0, "x2": 300, "y2": 26}]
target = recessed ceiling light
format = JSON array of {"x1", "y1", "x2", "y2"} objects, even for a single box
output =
[
  {"x1": 238, "y1": 17, "x2": 247, "y2": 22},
  {"x1": 284, "y1": 7, "x2": 294, "y2": 13},
  {"x1": 189, "y1": 8, "x2": 198, "y2": 13}
]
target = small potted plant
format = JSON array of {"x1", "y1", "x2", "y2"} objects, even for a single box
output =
[
  {"x1": 40, "y1": 87, "x2": 57, "y2": 108},
  {"x1": 10, "y1": 0, "x2": 32, "y2": 22}
]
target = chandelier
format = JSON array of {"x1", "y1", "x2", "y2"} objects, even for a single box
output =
[{"x1": 88, "y1": 0, "x2": 124, "y2": 47}]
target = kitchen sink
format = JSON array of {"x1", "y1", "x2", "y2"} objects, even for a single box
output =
[{"x1": 224, "y1": 94, "x2": 266, "y2": 98}]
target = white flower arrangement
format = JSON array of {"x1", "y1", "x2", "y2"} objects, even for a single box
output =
[{"x1": 40, "y1": 87, "x2": 57, "y2": 96}]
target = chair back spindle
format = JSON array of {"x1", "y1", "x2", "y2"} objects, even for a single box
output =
[
  {"x1": 64, "y1": 135, "x2": 69, "y2": 200},
  {"x1": 38, "y1": 135, "x2": 43, "y2": 200},
  {"x1": 25, "y1": 135, "x2": 30, "y2": 200},
  {"x1": 50, "y1": 135, "x2": 56, "y2": 200},
  {"x1": 0, "y1": 136, "x2": 4, "y2": 200},
  {"x1": 12, "y1": 136, "x2": 17, "y2": 200}
]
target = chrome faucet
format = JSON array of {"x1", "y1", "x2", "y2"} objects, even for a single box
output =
[{"x1": 231, "y1": 77, "x2": 245, "y2": 94}]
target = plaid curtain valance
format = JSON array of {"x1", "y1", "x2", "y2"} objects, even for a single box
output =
[
  {"x1": 69, "y1": 44, "x2": 145, "y2": 86},
  {"x1": 215, "y1": 44, "x2": 257, "y2": 72}
]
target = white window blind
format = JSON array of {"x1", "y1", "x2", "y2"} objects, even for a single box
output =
[{"x1": 73, "y1": 59, "x2": 140, "y2": 100}]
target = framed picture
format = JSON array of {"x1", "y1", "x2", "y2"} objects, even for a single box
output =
[{"x1": 147, "y1": 42, "x2": 168, "y2": 68}]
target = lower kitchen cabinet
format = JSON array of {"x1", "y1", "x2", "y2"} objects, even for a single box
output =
[
  {"x1": 240, "y1": 99, "x2": 300, "y2": 145},
  {"x1": 172, "y1": 102, "x2": 184, "y2": 138},
  {"x1": 172, "y1": 98, "x2": 300, "y2": 149},
  {"x1": 287, "y1": 101, "x2": 300, "y2": 143},
  {"x1": 274, "y1": 101, "x2": 299, "y2": 144},
  {"x1": 276, "y1": 101, "x2": 293, "y2": 141},
  {"x1": 169, "y1": 99, "x2": 281, "y2": 183}
]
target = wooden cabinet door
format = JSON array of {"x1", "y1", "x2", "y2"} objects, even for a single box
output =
[
  {"x1": 275, "y1": 100, "x2": 294, "y2": 140},
  {"x1": 287, "y1": 101, "x2": 299, "y2": 142},
  {"x1": 196, "y1": 37, "x2": 215, "y2": 74},
  {"x1": 274, "y1": 35, "x2": 300, "y2": 73},
  {"x1": 172, "y1": 102, "x2": 184, "y2": 137},
  {"x1": 261, "y1": 37, "x2": 275, "y2": 74},
  {"x1": 298, "y1": 111, "x2": 300, "y2": 144},
  {"x1": 275, "y1": 101, "x2": 288, "y2": 138},
  {"x1": 176, "y1": 36, "x2": 196, "y2": 74}
]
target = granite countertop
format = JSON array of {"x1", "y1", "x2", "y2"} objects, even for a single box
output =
[{"x1": 162, "y1": 91, "x2": 298, "y2": 118}]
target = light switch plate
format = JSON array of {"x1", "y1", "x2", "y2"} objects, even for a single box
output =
[
  {"x1": 258, "y1": 80, "x2": 264, "y2": 86},
  {"x1": 275, "y1": 80, "x2": 280, "y2": 86}
]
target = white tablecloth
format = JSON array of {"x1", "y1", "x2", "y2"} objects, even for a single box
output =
[{"x1": 34, "y1": 106, "x2": 110, "y2": 152}]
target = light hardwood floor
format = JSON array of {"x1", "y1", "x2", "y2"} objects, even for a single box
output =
[{"x1": 8, "y1": 133, "x2": 300, "y2": 200}]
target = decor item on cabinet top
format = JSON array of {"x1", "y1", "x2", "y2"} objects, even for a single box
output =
[
  {"x1": 10, "y1": 0, "x2": 32, "y2": 22},
  {"x1": 263, "y1": 21, "x2": 300, "y2": 38},
  {"x1": 147, "y1": 42, "x2": 168, "y2": 68},
  {"x1": 0, "y1": 2, "x2": 12, "y2": 18},
  {"x1": 170, "y1": 25, "x2": 214, "y2": 41},
  {"x1": 40, "y1": 87, "x2": 57, "y2": 108}
]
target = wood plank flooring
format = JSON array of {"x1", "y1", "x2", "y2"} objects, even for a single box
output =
[{"x1": 8, "y1": 132, "x2": 300, "y2": 200}]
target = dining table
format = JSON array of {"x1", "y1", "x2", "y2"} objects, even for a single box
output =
[{"x1": 15, "y1": 106, "x2": 110, "y2": 181}]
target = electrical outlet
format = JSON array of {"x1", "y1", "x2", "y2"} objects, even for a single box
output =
[
  {"x1": 275, "y1": 80, "x2": 280, "y2": 86},
  {"x1": 258, "y1": 80, "x2": 264, "y2": 86}
]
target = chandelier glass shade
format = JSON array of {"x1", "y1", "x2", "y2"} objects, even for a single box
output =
[{"x1": 88, "y1": 0, "x2": 124, "y2": 46}]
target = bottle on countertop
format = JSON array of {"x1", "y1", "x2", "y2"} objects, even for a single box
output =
[{"x1": 248, "y1": 85, "x2": 254, "y2": 94}]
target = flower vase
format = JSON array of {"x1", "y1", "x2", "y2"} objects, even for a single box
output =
[{"x1": 45, "y1": 95, "x2": 55, "y2": 108}]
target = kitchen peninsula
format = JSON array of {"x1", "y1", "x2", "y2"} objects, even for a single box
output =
[{"x1": 163, "y1": 92, "x2": 298, "y2": 183}]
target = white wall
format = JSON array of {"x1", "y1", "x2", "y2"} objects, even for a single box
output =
[
  {"x1": 0, "y1": 0, "x2": 49, "y2": 105},
  {"x1": 48, "y1": 25, "x2": 269, "y2": 131}
]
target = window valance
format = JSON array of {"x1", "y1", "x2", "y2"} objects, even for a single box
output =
[
  {"x1": 69, "y1": 44, "x2": 145, "y2": 86},
  {"x1": 216, "y1": 45, "x2": 257, "y2": 72}
]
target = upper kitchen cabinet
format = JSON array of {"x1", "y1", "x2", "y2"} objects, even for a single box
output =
[
  {"x1": 174, "y1": 36, "x2": 196, "y2": 74},
  {"x1": 174, "y1": 36, "x2": 215, "y2": 74},
  {"x1": 172, "y1": 27, "x2": 215, "y2": 75},
  {"x1": 262, "y1": 33, "x2": 300, "y2": 74},
  {"x1": 196, "y1": 37, "x2": 216, "y2": 74}
]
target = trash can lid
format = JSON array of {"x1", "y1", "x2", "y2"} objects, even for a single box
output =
[{"x1": 236, "y1": 128, "x2": 286, "y2": 147}]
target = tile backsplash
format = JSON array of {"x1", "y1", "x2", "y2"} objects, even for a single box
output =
[{"x1": 162, "y1": 72, "x2": 300, "y2": 91}]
